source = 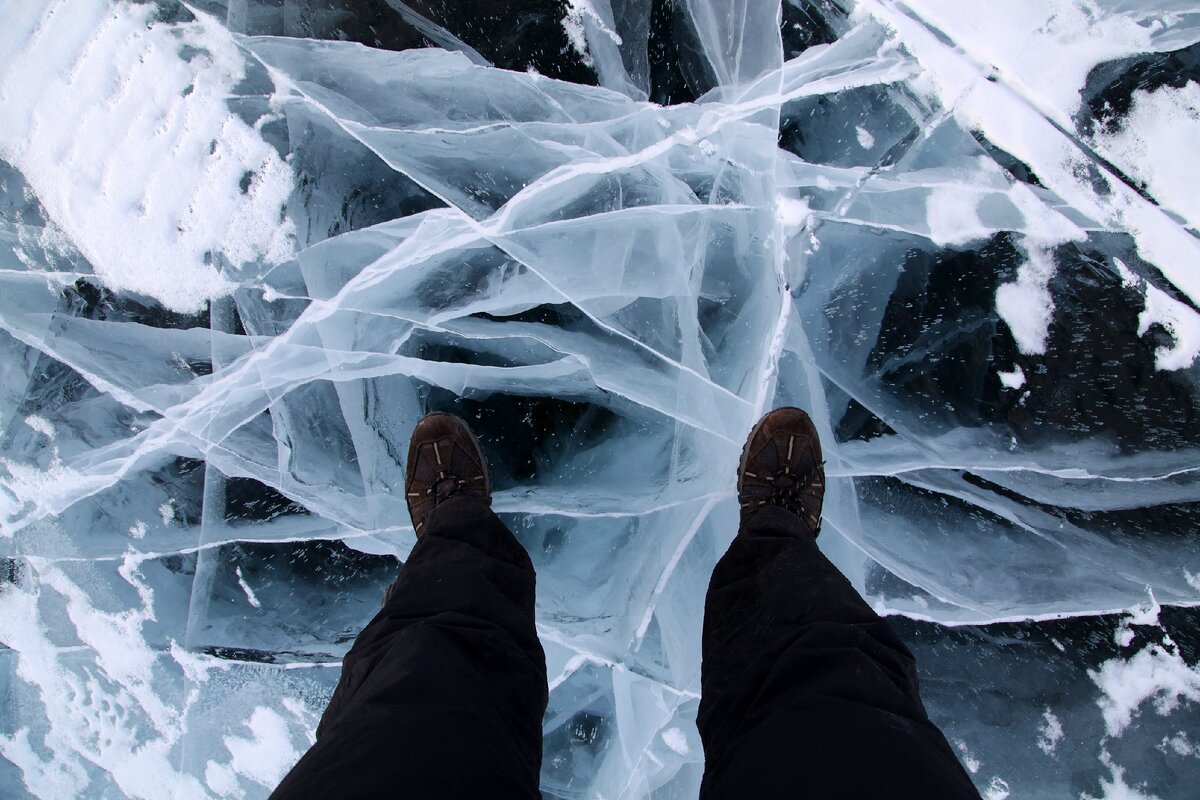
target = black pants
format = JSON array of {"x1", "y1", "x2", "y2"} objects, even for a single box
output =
[{"x1": 271, "y1": 499, "x2": 980, "y2": 799}]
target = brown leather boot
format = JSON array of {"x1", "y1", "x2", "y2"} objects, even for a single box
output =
[
  {"x1": 404, "y1": 412, "x2": 491, "y2": 537},
  {"x1": 737, "y1": 407, "x2": 825, "y2": 536}
]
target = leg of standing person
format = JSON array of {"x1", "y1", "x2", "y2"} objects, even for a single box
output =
[
  {"x1": 271, "y1": 414, "x2": 547, "y2": 800},
  {"x1": 696, "y1": 408, "x2": 981, "y2": 800}
]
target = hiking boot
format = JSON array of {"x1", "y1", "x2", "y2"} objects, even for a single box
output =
[
  {"x1": 737, "y1": 407, "x2": 825, "y2": 536},
  {"x1": 405, "y1": 412, "x2": 491, "y2": 537}
]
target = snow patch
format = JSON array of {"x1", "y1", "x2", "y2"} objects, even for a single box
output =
[
  {"x1": 1113, "y1": 257, "x2": 1141, "y2": 288},
  {"x1": 984, "y1": 776, "x2": 1010, "y2": 800},
  {"x1": 861, "y1": 0, "x2": 1200, "y2": 311},
  {"x1": 204, "y1": 760, "x2": 241, "y2": 797},
  {"x1": 660, "y1": 727, "x2": 689, "y2": 755},
  {"x1": 1093, "y1": 81, "x2": 1200, "y2": 231},
  {"x1": 0, "y1": 558, "x2": 209, "y2": 798},
  {"x1": 998, "y1": 365, "x2": 1025, "y2": 390},
  {"x1": 885, "y1": 0, "x2": 1155, "y2": 123},
  {"x1": 954, "y1": 739, "x2": 981, "y2": 774},
  {"x1": 236, "y1": 566, "x2": 262, "y2": 609},
  {"x1": 0, "y1": 0, "x2": 295, "y2": 313},
  {"x1": 1126, "y1": 592, "x2": 1161, "y2": 628},
  {"x1": 996, "y1": 244, "x2": 1057, "y2": 355},
  {"x1": 1082, "y1": 751, "x2": 1161, "y2": 800},
  {"x1": 1037, "y1": 708, "x2": 1064, "y2": 755},
  {"x1": 1114, "y1": 590, "x2": 1162, "y2": 647},
  {"x1": 0, "y1": 727, "x2": 86, "y2": 800},
  {"x1": 1158, "y1": 731, "x2": 1195, "y2": 757},
  {"x1": 24, "y1": 415, "x2": 55, "y2": 439},
  {"x1": 1, "y1": 452, "x2": 114, "y2": 534},
  {"x1": 775, "y1": 196, "x2": 813, "y2": 229},
  {"x1": 1114, "y1": 624, "x2": 1136, "y2": 649},
  {"x1": 1090, "y1": 643, "x2": 1200, "y2": 738},
  {"x1": 219, "y1": 707, "x2": 300, "y2": 788},
  {"x1": 1110, "y1": 259, "x2": 1200, "y2": 370},
  {"x1": 855, "y1": 125, "x2": 876, "y2": 149},
  {"x1": 1138, "y1": 281, "x2": 1200, "y2": 371},
  {"x1": 926, "y1": 188, "x2": 992, "y2": 246},
  {"x1": 1186, "y1": 569, "x2": 1200, "y2": 592},
  {"x1": 562, "y1": 0, "x2": 622, "y2": 69}
]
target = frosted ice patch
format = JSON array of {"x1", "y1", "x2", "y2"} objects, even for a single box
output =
[
  {"x1": 0, "y1": 0, "x2": 295, "y2": 313},
  {"x1": 996, "y1": 244, "x2": 1057, "y2": 355},
  {"x1": 855, "y1": 126, "x2": 876, "y2": 149}
]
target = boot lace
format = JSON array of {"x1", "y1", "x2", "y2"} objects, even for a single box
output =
[{"x1": 427, "y1": 470, "x2": 470, "y2": 503}]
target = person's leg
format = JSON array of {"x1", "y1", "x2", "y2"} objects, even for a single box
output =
[
  {"x1": 697, "y1": 409, "x2": 980, "y2": 800},
  {"x1": 271, "y1": 416, "x2": 547, "y2": 800}
]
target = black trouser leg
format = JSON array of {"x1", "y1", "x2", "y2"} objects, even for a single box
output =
[
  {"x1": 271, "y1": 496, "x2": 547, "y2": 800},
  {"x1": 697, "y1": 506, "x2": 981, "y2": 799}
]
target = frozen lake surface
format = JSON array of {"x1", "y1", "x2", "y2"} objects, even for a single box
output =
[{"x1": 1, "y1": 1, "x2": 1199, "y2": 797}]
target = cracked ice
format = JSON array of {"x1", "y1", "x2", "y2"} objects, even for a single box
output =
[{"x1": 1, "y1": 1, "x2": 1199, "y2": 797}]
